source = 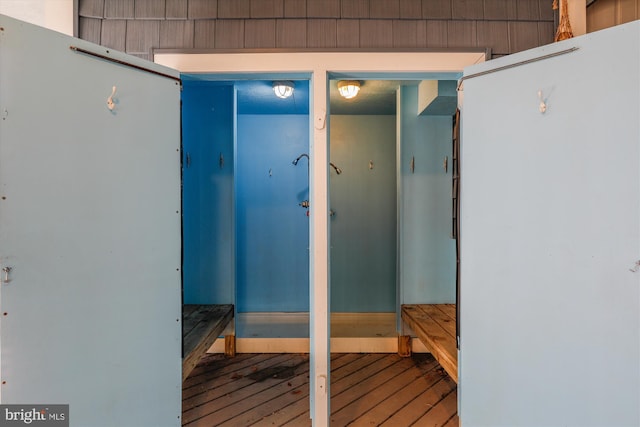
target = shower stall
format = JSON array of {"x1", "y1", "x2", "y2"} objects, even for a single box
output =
[
  {"x1": 328, "y1": 79, "x2": 457, "y2": 347},
  {"x1": 181, "y1": 75, "x2": 458, "y2": 352},
  {"x1": 182, "y1": 78, "x2": 312, "y2": 347}
]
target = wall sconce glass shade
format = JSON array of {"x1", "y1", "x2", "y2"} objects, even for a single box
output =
[
  {"x1": 273, "y1": 81, "x2": 294, "y2": 99},
  {"x1": 337, "y1": 80, "x2": 361, "y2": 99}
]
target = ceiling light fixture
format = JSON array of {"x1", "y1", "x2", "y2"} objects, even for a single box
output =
[
  {"x1": 273, "y1": 81, "x2": 294, "y2": 99},
  {"x1": 337, "y1": 80, "x2": 361, "y2": 99}
]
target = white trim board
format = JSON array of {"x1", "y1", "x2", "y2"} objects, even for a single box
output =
[
  {"x1": 207, "y1": 337, "x2": 429, "y2": 353},
  {"x1": 209, "y1": 312, "x2": 429, "y2": 353},
  {"x1": 154, "y1": 51, "x2": 486, "y2": 76}
]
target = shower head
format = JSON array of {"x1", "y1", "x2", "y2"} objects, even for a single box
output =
[
  {"x1": 330, "y1": 162, "x2": 342, "y2": 175},
  {"x1": 293, "y1": 153, "x2": 309, "y2": 166}
]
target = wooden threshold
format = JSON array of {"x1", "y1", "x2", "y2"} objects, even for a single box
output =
[
  {"x1": 183, "y1": 304, "x2": 234, "y2": 382},
  {"x1": 402, "y1": 304, "x2": 457, "y2": 383}
]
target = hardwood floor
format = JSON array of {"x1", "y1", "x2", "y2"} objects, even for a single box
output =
[{"x1": 182, "y1": 352, "x2": 458, "y2": 426}]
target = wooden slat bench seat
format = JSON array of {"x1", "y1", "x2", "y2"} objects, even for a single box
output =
[
  {"x1": 183, "y1": 304, "x2": 234, "y2": 381},
  {"x1": 401, "y1": 304, "x2": 458, "y2": 383}
]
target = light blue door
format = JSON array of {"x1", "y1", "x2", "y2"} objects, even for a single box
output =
[
  {"x1": 0, "y1": 15, "x2": 181, "y2": 426},
  {"x1": 460, "y1": 22, "x2": 639, "y2": 426}
]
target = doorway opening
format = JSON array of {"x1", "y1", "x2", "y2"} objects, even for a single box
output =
[
  {"x1": 154, "y1": 49, "x2": 486, "y2": 424},
  {"x1": 329, "y1": 79, "x2": 398, "y2": 348},
  {"x1": 328, "y1": 77, "x2": 458, "y2": 356},
  {"x1": 180, "y1": 76, "x2": 314, "y2": 424},
  {"x1": 181, "y1": 76, "x2": 312, "y2": 354},
  {"x1": 326, "y1": 76, "x2": 460, "y2": 425}
]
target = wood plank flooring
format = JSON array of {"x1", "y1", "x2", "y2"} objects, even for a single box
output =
[
  {"x1": 182, "y1": 352, "x2": 458, "y2": 426},
  {"x1": 401, "y1": 304, "x2": 457, "y2": 383}
]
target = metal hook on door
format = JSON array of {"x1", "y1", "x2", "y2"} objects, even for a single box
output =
[
  {"x1": 538, "y1": 90, "x2": 547, "y2": 114},
  {"x1": 107, "y1": 86, "x2": 117, "y2": 111},
  {"x1": 2, "y1": 266, "x2": 12, "y2": 283}
]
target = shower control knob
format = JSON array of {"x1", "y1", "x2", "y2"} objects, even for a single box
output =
[{"x1": 299, "y1": 200, "x2": 310, "y2": 208}]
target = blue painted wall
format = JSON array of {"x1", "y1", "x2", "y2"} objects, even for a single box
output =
[
  {"x1": 399, "y1": 85, "x2": 456, "y2": 304},
  {"x1": 330, "y1": 115, "x2": 397, "y2": 312},
  {"x1": 182, "y1": 82, "x2": 235, "y2": 304},
  {"x1": 236, "y1": 114, "x2": 310, "y2": 312},
  {"x1": 181, "y1": 80, "x2": 453, "y2": 312}
]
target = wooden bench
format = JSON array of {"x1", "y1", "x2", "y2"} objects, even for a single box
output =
[
  {"x1": 401, "y1": 304, "x2": 458, "y2": 383},
  {"x1": 182, "y1": 304, "x2": 234, "y2": 381}
]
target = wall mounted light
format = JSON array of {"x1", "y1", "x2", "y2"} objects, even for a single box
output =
[
  {"x1": 273, "y1": 81, "x2": 294, "y2": 99},
  {"x1": 337, "y1": 80, "x2": 361, "y2": 99}
]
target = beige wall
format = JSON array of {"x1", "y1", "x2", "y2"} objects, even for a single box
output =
[
  {"x1": 587, "y1": 0, "x2": 640, "y2": 32},
  {"x1": 0, "y1": 0, "x2": 73, "y2": 35},
  {"x1": 568, "y1": 0, "x2": 588, "y2": 36}
]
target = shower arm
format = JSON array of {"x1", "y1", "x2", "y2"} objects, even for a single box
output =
[
  {"x1": 292, "y1": 153, "x2": 341, "y2": 174},
  {"x1": 292, "y1": 153, "x2": 309, "y2": 166},
  {"x1": 329, "y1": 162, "x2": 342, "y2": 175}
]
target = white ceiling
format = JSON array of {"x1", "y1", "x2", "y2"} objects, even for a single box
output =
[
  {"x1": 184, "y1": 77, "x2": 452, "y2": 115},
  {"x1": 329, "y1": 80, "x2": 419, "y2": 115}
]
